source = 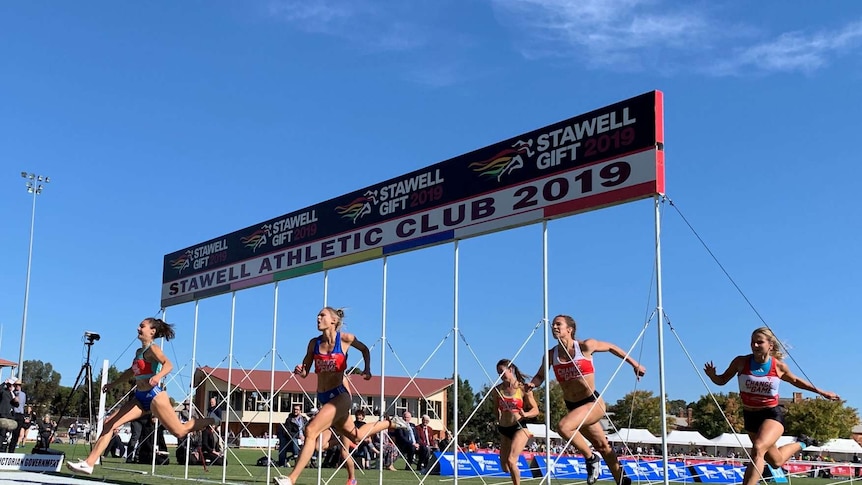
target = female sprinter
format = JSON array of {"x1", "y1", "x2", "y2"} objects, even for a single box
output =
[
  {"x1": 273, "y1": 307, "x2": 408, "y2": 485},
  {"x1": 67, "y1": 318, "x2": 215, "y2": 475},
  {"x1": 705, "y1": 327, "x2": 839, "y2": 485}
]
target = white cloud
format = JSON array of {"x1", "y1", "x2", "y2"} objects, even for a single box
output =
[
  {"x1": 491, "y1": 0, "x2": 862, "y2": 75},
  {"x1": 267, "y1": 0, "x2": 358, "y2": 33},
  {"x1": 266, "y1": 0, "x2": 426, "y2": 53},
  {"x1": 714, "y1": 21, "x2": 862, "y2": 75},
  {"x1": 492, "y1": 0, "x2": 714, "y2": 69}
]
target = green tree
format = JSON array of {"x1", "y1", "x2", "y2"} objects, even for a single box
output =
[
  {"x1": 94, "y1": 365, "x2": 133, "y2": 410},
  {"x1": 784, "y1": 399, "x2": 859, "y2": 441},
  {"x1": 463, "y1": 384, "x2": 501, "y2": 446},
  {"x1": 667, "y1": 399, "x2": 689, "y2": 419},
  {"x1": 21, "y1": 359, "x2": 62, "y2": 411},
  {"x1": 533, "y1": 381, "x2": 566, "y2": 427},
  {"x1": 690, "y1": 392, "x2": 744, "y2": 438},
  {"x1": 446, "y1": 375, "x2": 475, "y2": 440},
  {"x1": 608, "y1": 390, "x2": 668, "y2": 434}
]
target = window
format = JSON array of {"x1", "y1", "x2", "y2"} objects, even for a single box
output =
[
  {"x1": 256, "y1": 391, "x2": 271, "y2": 411},
  {"x1": 229, "y1": 392, "x2": 243, "y2": 412},
  {"x1": 352, "y1": 395, "x2": 375, "y2": 414},
  {"x1": 279, "y1": 392, "x2": 314, "y2": 412},
  {"x1": 208, "y1": 391, "x2": 228, "y2": 414},
  {"x1": 278, "y1": 393, "x2": 292, "y2": 412},
  {"x1": 394, "y1": 398, "x2": 418, "y2": 417},
  {"x1": 420, "y1": 399, "x2": 442, "y2": 420},
  {"x1": 245, "y1": 391, "x2": 258, "y2": 411}
]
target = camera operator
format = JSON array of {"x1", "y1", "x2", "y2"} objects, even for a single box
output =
[
  {"x1": 0, "y1": 379, "x2": 18, "y2": 449},
  {"x1": 10, "y1": 378, "x2": 26, "y2": 452}
]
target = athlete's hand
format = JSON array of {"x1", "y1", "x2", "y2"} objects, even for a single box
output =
[
  {"x1": 294, "y1": 364, "x2": 308, "y2": 377},
  {"x1": 148, "y1": 376, "x2": 160, "y2": 387},
  {"x1": 361, "y1": 370, "x2": 372, "y2": 380},
  {"x1": 102, "y1": 382, "x2": 114, "y2": 393},
  {"x1": 820, "y1": 390, "x2": 840, "y2": 401},
  {"x1": 704, "y1": 361, "x2": 717, "y2": 378},
  {"x1": 632, "y1": 364, "x2": 646, "y2": 380}
]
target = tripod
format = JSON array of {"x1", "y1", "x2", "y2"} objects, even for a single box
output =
[{"x1": 55, "y1": 333, "x2": 99, "y2": 450}]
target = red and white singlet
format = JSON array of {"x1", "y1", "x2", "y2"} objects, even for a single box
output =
[
  {"x1": 738, "y1": 356, "x2": 780, "y2": 408},
  {"x1": 552, "y1": 341, "x2": 595, "y2": 382}
]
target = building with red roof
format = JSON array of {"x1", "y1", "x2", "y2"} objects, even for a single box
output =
[{"x1": 192, "y1": 366, "x2": 453, "y2": 439}]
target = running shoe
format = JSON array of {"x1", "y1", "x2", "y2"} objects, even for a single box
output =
[
  {"x1": 347, "y1": 479, "x2": 358, "y2": 485},
  {"x1": 272, "y1": 477, "x2": 293, "y2": 485},
  {"x1": 796, "y1": 434, "x2": 818, "y2": 447},
  {"x1": 66, "y1": 460, "x2": 94, "y2": 475},
  {"x1": 390, "y1": 416, "x2": 410, "y2": 429},
  {"x1": 585, "y1": 454, "x2": 601, "y2": 485},
  {"x1": 621, "y1": 476, "x2": 632, "y2": 485}
]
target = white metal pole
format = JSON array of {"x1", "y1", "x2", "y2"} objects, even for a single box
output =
[
  {"x1": 223, "y1": 292, "x2": 237, "y2": 482},
  {"x1": 379, "y1": 256, "x2": 388, "y2": 485},
  {"x1": 17, "y1": 188, "x2": 38, "y2": 380},
  {"x1": 654, "y1": 195, "x2": 670, "y2": 485},
  {"x1": 266, "y1": 282, "x2": 279, "y2": 485},
  {"x1": 149, "y1": 307, "x2": 168, "y2": 474},
  {"x1": 319, "y1": 272, "x2": 328, "y2": 485},
  {"x1": 453, "y1": 240, "x2": 460, "y2": 484},
  {"x1": 542, "y1": 220, "x2": 552, "y2": 484},
  {"x1": 184, "y1": 301, "x2": 201, "y2": 479},
  {"x1": 96, "y1": 359, "x2": 109, "y2": 442}
]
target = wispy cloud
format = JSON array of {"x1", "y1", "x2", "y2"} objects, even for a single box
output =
[
  {"x1": 267, "y1": 0, "x2": 357, "y2": 32},
  {"x1": 266, "y1": 0, "x2": 427, "y2": 53},
  {"x1": 265, "y1": 0, "x2": 478, "y2": 86},
  {"x1": 491, "y1": 0, "x2": 862, "y2": 75},
  {"x1": 492, "y1": 0, "x2": 714, "y2": 70},
  {"x1": 711, "y1": 21, "x2": 862, "y2": 75}
]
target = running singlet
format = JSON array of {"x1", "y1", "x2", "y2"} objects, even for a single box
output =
[
  {"x1": 132, "y1": 344, "x2": 162, "y2": 380},
  {"x1": 498, "y1": 387, "x2": 524, "y2": 413},
  {"x1": 738, "y1": 356, "x2": 780, "y2": 408},
  {"x1": 552, "y1": 342, "x2": 594, "y2": 382},
  {"x1": 313, "y1": 331, "x2": 348, "y2": 373}
]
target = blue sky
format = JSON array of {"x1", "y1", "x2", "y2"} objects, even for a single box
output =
[{"x1": 1, "y1": 1, "x2": 860, "y2": 423}]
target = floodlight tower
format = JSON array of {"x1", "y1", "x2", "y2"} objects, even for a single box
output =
[{"x1": 18, "y1": 172, "x2": 50, "y2": 381}]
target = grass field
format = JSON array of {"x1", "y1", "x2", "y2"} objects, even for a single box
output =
[{"x1": 27, "y1": 443, "x2": 849, "y2": 485}]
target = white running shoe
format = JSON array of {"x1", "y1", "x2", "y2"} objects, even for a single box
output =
[
  {"x1": 272, "y1": 477, "x2": 293, "y2": 485},
  {"x1": 66, "y1": 460, "x2": 94, "y2": 475},
  {"x1": 585, "y1": 454, "x2": 601, "y2": 485},
  {"x1": 390, "y1": 416, "x2": 409, "y2": 429}
]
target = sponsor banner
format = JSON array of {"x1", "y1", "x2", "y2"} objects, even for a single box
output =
[
  {"x1": 533, "y1": 454, "x2": 613, "y2": 480},
  {"x1": 783, "y1": 463, "x2": 811, "y2": 475},
  {"x1": 0, "y1": 452, "x2": 63, "y2": 472},
  {"x1": 689, "y1": 463, "x2": 746, "y2": 483},
  {"x1": 622, "y1": 459, "x2": 694, "y2": 482},
  {"x1": 434, "y1": 451, "x2": 480, "y2": 476},
  {"x1": 162, "y1": 91, "x2": 664, "y2": 307},
  {"x1": 434, "y1": 452, "x2": 532, "y2": 477},
  {"x1": 468, "y1": 453, "x2": 533, "y2": 478},
  {"x1": 162, "y1": 150, "x2": 660, "y2": 306}
]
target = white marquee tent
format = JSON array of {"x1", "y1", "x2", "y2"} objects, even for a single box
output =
[
  {"x1": 807, "y1": 438, "x2": 862, "y2": 454},
  {"x1": 708, "y1": 433, "x2": 799, "y2": 449},
  {"x1": 708, "y1": 433, "x2": 753, "y2": 448},
  {"x1": 606, "y1": 428, "x2": 662, "y2": 445},
  {"x1": 527, "y1": 423, "x2": 563, "y2": 441},
  {"x1": 666, "y1": 430, "x2": 712, "y2": 447}
]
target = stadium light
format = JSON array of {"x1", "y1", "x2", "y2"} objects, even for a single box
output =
[{"x1": 18, "y1": 172, "x2": 50, "y2": 381}]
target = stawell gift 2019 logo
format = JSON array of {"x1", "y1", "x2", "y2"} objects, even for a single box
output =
[
  {"x1": 161, "y1": 91, "x2": 664, "y2": 307},
  {"x1": 335, "y1": 169, "x2": 445, "y2": 224}
]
